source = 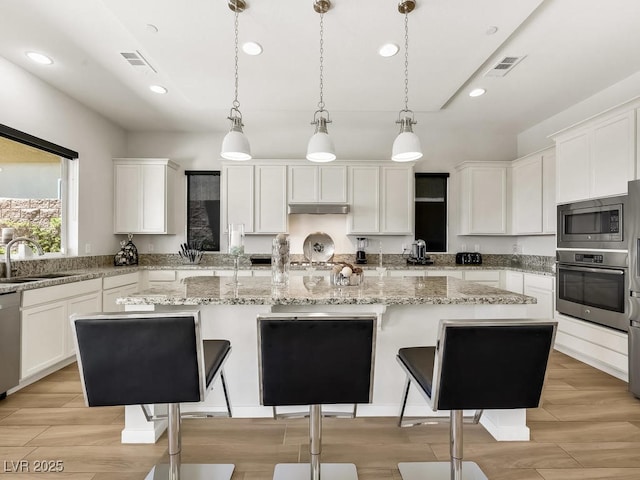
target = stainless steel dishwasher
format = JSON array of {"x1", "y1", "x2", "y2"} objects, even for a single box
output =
[{"x1": 0, "y1": 292, "x2": 20, "y2": 398}]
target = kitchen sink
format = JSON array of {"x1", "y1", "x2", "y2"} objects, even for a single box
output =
[
  {"x1": 0, "y1": 273, "x2": 77, "y2": 284},
  {"x1": 31, "y1": 272, "x2": 77, "y2": 279},
  {"x1": 0, "y1": 278, "x2": 41, "y2": 284}
]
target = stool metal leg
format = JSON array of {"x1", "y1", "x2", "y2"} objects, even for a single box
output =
[
  {"x1": 168, "y1": 403, "x2": 182, "y2": 480},
  {"x1": 310, "y1": 405, "x2": 322, "y2": 480},
  {"x1": 221, "y1": 370, "x2": 232, "y2": 417},
  {"x1": 397, "y1": 376, "x2": 411, "y2": 427},
  {"x1": 450, "y1": 410, "x2": 463, "y2": 480}
]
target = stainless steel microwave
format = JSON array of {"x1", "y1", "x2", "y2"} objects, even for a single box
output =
[{"x1": 557, "y1": 195, "x2": 627, "y2": 249}]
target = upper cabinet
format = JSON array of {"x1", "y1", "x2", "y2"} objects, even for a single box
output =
[
  {"x1": 457, "y1": 162, "x2": 510, "y2": 235},
  {"x1": 554, "y1": 106, "x2": 637, "y2": 204},
  {"x1": 348, "y1": 164, "x2": 413, "y2": 235},
  {"x1": 511, "y1": 148, "x2": 556, "y2": 235},
  {"x1": 288, "y1": 165, "x2": 347, "y2": 203},
  {"x1": 222, "y1": 163, "x2": 287, "y2": 234},
  {"x1": 113, "y1": 158, "x2": 178, "y2": 234}
]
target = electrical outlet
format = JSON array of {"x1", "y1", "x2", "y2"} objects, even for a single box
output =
[
  {"x1": 148, "y1": 243, "x2": 154, "y2": 252},
  {"x1": 84, "y1": 243, "x2": 91, "y2": 254}
]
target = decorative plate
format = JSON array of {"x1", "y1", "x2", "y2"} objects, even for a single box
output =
[{"x1": 303, "y1": 232, "x2": 335, "y2": 263}]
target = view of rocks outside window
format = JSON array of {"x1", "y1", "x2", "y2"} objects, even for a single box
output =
[{"x1": 0, "y1": 137, "x2": 62, "y2": 254}]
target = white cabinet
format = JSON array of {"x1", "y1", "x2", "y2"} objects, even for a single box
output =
[
  {"x1": 288, "y1": 165, "x2": 347, "y2": 203},
  {"x1": 113, "y1": 158, "x2": 178, "y2": 234},
  {"x1": 523, "y1": 273, "x2": 555, "y2": 319},
  {"x1": 554, "y1": 109, "x2": 636, "y2": 203},
  {"x1": 463, "y1": 270, "x2": 500, "y2": 287},
  {"x1": 457, "y1": 162, "x2": 509, "y2": 235},
  {"x1": 21, "y1": 279, "x2": 102, "y2": 380},
  {"x1": 102, "y1": 272, "x2": 140, "y2": 312},
  {"x1": 222, "y1": 163, "x2": 287, "y2": 234},
  {"x1": 348, "y1": 164, "x2": 413, "y2": 235},
  {"x1": 511, "y1": 148, "x2": 556, "y2": 234},
  {"x1": 504, "y1": 271, "x2": 524, "y2": 294},
  {"x1": 425, "y1": 269, "x2": 464, "y2": 279}
]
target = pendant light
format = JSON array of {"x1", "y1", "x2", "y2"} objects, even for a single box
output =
[
  {"x1": 221, "y1": 0, "x2": 252, "y2": 161},
  {"x1": 391, "y1": 0, "x2": 423, "y2": 162},
  {"x1": 307, "y1": 0, "x2": 336, "y2": 162}
]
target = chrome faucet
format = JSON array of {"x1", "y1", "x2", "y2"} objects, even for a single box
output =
[{"x1": 4, "y1": 237, "x2": 45, "y2": 278}]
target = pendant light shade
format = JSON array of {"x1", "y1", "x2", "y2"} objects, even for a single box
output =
[
  {"x1": 307, "y1": 115, "x2": 336, "y2": 162},
  {"x1": 221, "y1": 0, "x2": 252, "y2": 161},
  {"x1": 392, "y1": 115, "x2": 423, "y2": 162},
  {"x1": 391, "y1": 0, "x2": 423, "y2": 162},
  {"x1": 306, "y1": 0, "x2": 335, "y2": 162},
  {"x1": 221, "y1": 115, "x2": 251, "y2": 161}
]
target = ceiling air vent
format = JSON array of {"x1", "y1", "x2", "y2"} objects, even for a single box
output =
[
  {"x1": 120, "y1": 51, "x2": 157, "y2": 73},
  {"x1": 484, "y1": 55, "x2": 526, "y2": 77}
]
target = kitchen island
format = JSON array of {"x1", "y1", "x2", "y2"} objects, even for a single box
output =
[{"x1": 118, "y1": 275, "x2": 537, "y2": 444}]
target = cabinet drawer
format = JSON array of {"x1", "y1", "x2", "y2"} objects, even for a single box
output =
[
  {"x1": 524, "y1": 273, "x2": 554, "y2": 291},
  {"x1": 103, "y1": 272, "x2": 139, "y2": 289},
  {"x1": 147, "y1": 270, "x2": 177, "y2": 282},
  {"x1": 464, "y1": 270, "x2": 500, "y2": 282},
  {"x1": 22, "y1": 278, "x2": 102, "y2": 308}
]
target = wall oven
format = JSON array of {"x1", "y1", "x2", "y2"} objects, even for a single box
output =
[
  {"x1": 557, "y1": 195, "x2": 626, "y2": 249},
  {"x1": 556, "y1": 250, "x2": 628, "y2": 332}
]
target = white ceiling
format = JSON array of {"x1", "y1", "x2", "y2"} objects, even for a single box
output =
[{"x1": 1, "y1": 0, "x2": 640, "y2": 154}]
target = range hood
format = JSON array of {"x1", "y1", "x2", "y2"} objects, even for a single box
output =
[{"x1": 288, "y1": 203, "x2": 350, "y2": 215}]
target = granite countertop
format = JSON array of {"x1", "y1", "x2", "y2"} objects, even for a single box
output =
[{"x1": 117, "y1": 275, "x2": 536, "y2": 307}]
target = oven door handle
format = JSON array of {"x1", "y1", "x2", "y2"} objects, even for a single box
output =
[{"x1": 558, "y1": 264, "x2": 625, "y2": 275}]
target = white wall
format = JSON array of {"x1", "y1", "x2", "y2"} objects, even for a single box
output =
[{"x1": 0, "y1": 56, "x2": 126, "y2": 256}]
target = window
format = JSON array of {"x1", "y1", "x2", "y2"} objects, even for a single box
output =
[
  {"x1": 415, "y1": 173, "x2": 449, "y2": 252},
  {"x1": 186, "y1": 171, "x2": 221, "y2": 251},
  {"x1": 0, "y1": 125, "x2": 77, "y2": 256}
]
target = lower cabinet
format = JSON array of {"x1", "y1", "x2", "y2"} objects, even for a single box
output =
[
  {"x1": 21, "y1": 279, "x2": 102, "y2": 380},
  {"x1": 523, "y1": 273, "x2": 555, "y2": 319},
  {"x1": 102, "y1": 272, "x2": 140, "y2": 312}
]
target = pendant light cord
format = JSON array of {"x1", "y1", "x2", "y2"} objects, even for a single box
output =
[
  {"x1": 232, "y1": 6, "x2": 241, "y2": 111},
  {"x1": 318, "y1": 12, "x2": 325, "y2": 112},
  {"x1": 403, "y1": 12, "x2": 409, "y2": 112}
]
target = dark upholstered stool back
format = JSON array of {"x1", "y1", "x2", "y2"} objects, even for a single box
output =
[
  {"x1": 72, "y1": 311, "x2": 206, "y2": 407},
  {"x1": 433, "y1": 319, "x2": 556, "y2": 411},
  {"x1": 258, "y1": 313, "x2": 376, "y2": 406}
]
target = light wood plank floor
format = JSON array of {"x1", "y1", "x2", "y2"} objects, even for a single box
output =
[{"x1": 1, "y1": 351, "x2": 640, "y2": 479}]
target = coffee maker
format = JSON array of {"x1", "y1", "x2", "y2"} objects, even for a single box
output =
[{"x1": 356, "y1": 237, "x2": 368, "y2": 264}]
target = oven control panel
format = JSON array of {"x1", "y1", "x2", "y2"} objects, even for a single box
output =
[{"x1": 574, "y1": 253, "x2": 604, "y2": 263}]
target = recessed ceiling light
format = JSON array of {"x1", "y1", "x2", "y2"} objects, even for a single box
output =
[
  {"x1": 469, "y1": 88, "x2": 486, "y2": 97},
  {"x1": 242, "y1": 42, "x2": 263, "y2": 56},
  {"x1": 149, "y1": 85, "x2": 168, "y2": 94},
  {"x1": 146, "y1": 24, "x2": 159, "y2": 34},
  {"x1": 26, "y1": 51, "x2": 53, "y2": 65},
  {"x1": 379, "y1": 43, "x2": 399, "y2": 57}
]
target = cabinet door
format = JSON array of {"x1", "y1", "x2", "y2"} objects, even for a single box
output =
[
  {"x1": 426, "y1": 270, "x2": 464, "y2": 279},
  {"x1": 591, "y1": 111, "x2": 636, "y2": 198},
  {"x1": 348, "y1": 166, "x2": 380, "y2": 234},
  {"x1": 21, "y1": 301, "x2": 67, "y2": 379},
  {"x1": 255, "y1": 165, "x2": 287, "y2": 233},
  {"x1": 542, "y1": 150, "x2": 557, "y2": 233},
  {"x1": 524, "y1": 274, "x2": 555, "y2": 319},
  {"x1": 223, "y1": 165, "x2": 254, "y2": 232},
  {"x1": 504, "y1": 271, "x2": 524, "y2": 294},
  {"x1": 318, "y1": 166, "x2": 347, "y2": 203},
  {"x1": 102, "y1": 288, "x2": 121, "y2": 313},
  {"x1": 288, "y1": 166, "x2": 318, "y2": 203},
  {"x1": 556, "y1": 130, "x2": 590, "y2": 204},
  {"x1": 512, "y1": 156, "x2": 543, "y2": 234},
  {"x1": 381, "y1": 166, "x2": 413, "y2": 234},
  {"x1": 460, "y1": 166, "x2": 508, "y2": 234},
  {"x1": 114, "y1": 164, "x2": 141, "y2": 233},
  {"x1": 141, "y1": 163, "x2": 167, "y2": 233},
  {"x1": 66, "y1": 292, "x2": 102, "y2": 356}
]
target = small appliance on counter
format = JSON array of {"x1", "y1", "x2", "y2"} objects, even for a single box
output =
[
  {"x1": 356, "y1": 237, "x2": 368, "y2": 264},
  {"x1": 455, "y1": 252, "x2": 482, "y2": 265},
  {"x1": 407, "y1": 239, "x2": 433, "y2": 265}
]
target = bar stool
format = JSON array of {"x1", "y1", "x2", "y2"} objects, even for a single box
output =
[
  {"x1": 257, "y1": 312, "x2": 377, "y2": 480},
  {"x1": 71, "y1": 310, "x2": 234, "y2": 480},
  {"x1": 396, "y1": 318, "x2": 557, "y2": 480}
]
